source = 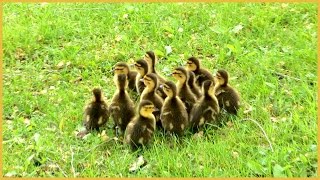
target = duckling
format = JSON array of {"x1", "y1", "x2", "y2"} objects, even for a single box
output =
[
  {"x1": 134, "y1": 59, "x2": 148, "y2": 95},
  {"x1": 124, "y1": 100, "x2": 156, "y2": 151},
  {"x1": 140, "y1": 73, "x2": 164, "y2": 128},
  {"x1": 189, "y1": 80, "x2": 220, "y2": 132},
  {"x1": 109, "y1": 74, "x2": 135, "y2": 136},
  {"x1": 83, "y1": 88, "x2": 109, "y2": 131},
  {"x1": 160, "y1": 81, "x2": 188, "y2": 136},
  {"x1": 188, "y1": 71, "x2": 202, "y2": 98},
  {"x1": 172, "y1": 67, "x2": 196, "y2": 114},
  {"x1": 113, "y1": 62, "x2": 138, "y2": 92},
  {"x1": 186, "y1": 56, "x2": 214, "y2": 87},
  {"x1": 144, "y1": 51, "x2": 166, "y2": 98},
  {"x1": 214, "y1": 69, "x2": 240, "y2": 115}
]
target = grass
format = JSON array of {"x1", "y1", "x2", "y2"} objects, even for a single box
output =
[{"x1": 2, "y1": 2, "x2": 318, "y2": 177}]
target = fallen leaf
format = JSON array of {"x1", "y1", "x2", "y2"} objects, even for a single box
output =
[
  {"x1": 72, "y1": 77, "x2": 83, "y2": 83},
  {"x1": 226, "y1": 121, "x2": 234, "y2": 127},
  {"x1": 271, "y1": 117, "x2": 278, "y2": 123},
  {"x1": 192, "y1": 131, "x2": 204, "y2": 139},
  {"x1": 24, "y1": 118, "x2": 31, "y2": 126},
  {"x1": 232, "y1": 151, "x2": 239, "y2": 159},
  {"x1": 243, "y1": 106, "x2": 253, "y2": 114},
  {"x1": 165, "y1": 46, "x2": 172, "y2": 55},
  {"x1": 115, "y1": 35, "x2": 122, "y2": 42},
  {"x1": 57, "y1": 61, "x2": 64, "y2": 69},
  {"x1": 4, "y1": 171, "x2": 17, "y2": 177},
  {"x1": 231, "y1": 24, "x2": 243, "y2": 34},
  {"x1": 129, "y1": 155, "x2": 147, "y2": 173},
  {"x1": 14, "y1": 48, "x2": 27, "y2": 61},
  {"x1": 66, "y1": 61, "x2": 71, "y2": 67}
]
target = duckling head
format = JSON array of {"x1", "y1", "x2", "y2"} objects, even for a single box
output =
[
  {"x1": 92, "y1": 88, "x2": 103, "y2": 102},
  {"x1": 113, "y1": 62, "x2": 129, "y2": 76},
  {"x1": 186, "y1": 57, "x2": 200, "y2": 71},
  {"x1": 202, "y1": 80, "x2": 215, "y2": 97},
  {"x1": 172, "y1": 67, "x2": 188, "y2": 83},
  {"x1": 139, "y1": 100, "x2": 156, "y2": 118},
  {"x1": 163, "y1": 81, "x2": 177, "y2": 98},
  {"x1": 115, "y1": 74, "x2": 128, "y2": 91},
  {"x1": 214, "y1": 69, "x2": 228, "y2": 87},
  {"x1": 143, "y1": 73, "x2": 158, "y2": 90},
  {"x1": 134, "y1": 59, "x2": 148, "y2": 76},
  {"x1": 144, "y1": 51, "x2": 156, "y2": 73}
]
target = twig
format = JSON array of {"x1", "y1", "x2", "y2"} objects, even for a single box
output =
[
  {"x1": 55, "y1": 163, "x2": 68, "y2": 177},
  {"x1": 70, "y1": 147, "x2": 76, "y2": 177},
  {"x1": 240, "y1": 118, "x2": 274, "y2": 152},
  {"x1": 268, "y1": 69, "x2": 302, "y2": 81}
]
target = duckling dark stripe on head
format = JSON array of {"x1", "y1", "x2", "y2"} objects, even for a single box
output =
[
  {"x1": 217, "y1": 69, "x2": 229, "y2": 86},
  {"x1": 187, "y1": 57, "x2": 200, "y2": 70},
  {"x1": 92, "y1": 88, "x2": 102, "y2": 102}
]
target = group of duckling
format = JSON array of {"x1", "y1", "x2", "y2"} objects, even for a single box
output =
[{"x1": 81, "y1": 51, "x2": 240, "y2": 151}]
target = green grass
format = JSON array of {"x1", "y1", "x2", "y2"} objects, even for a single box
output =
[{"x1": 2, "y1": 2, "x2": 318, "y2": 177}]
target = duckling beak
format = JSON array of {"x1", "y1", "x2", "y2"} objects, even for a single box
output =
[
  {"x1": 153, "y1": 107, "x2": 159, "y2": 112},
  {"x1": 139, "y1": 78, "x2": 144, "y2": 82},
  {"x1": 159, "y1": 84, "x2": 163, "y2": 89}
]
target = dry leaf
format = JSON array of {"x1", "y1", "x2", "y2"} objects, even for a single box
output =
[
  {"x1": 129, "y1": 155, "x2": 147, "y2": 173},
  {"x1": 72, "y1": 77, "x2": 83, "y2": 83},
  {"x1": 226, "y1": 121, "x2": 233, "y2": 127},
  {"x1": 192, "y1": 131, "x2": 204, "y2": 139},
  {"x1": 243, "y1": 106, "x2": 253, "y2": 114},
  {"x1": 4, "y1": 171, "x2": 17, "y2": 177},
  {"x1": 165, "y1": 46, "x2": 172, "y2": 55},
  {"x1": 232, "y1": 151, "x2": 239, "y2": 159},
  {"x1": 115, "y1": 35, "x2": 122, "y2": 42},
  {"x1": 14, "y1": 48, "x2": 27, "y2": 61},
  {"x1": 271, "y1": 117, "x2": 278, "y2": 123},
  {"x1": 57, "y1": 61, "x2": 64, "y2": 69},
  {"x1": 66, "y1": 61, "x2": 71, "y2": 67},
  {"x1": 231, "y1": 24, "x2": 243, "y2": 34},
  {"x1": 24, "y1": 118, "x2": 31, "y2": 126}
]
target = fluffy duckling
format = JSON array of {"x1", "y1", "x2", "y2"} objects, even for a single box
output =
[
  {"x1": 160, "y1": 81, "x2": 188, "y2": 136},
  {"x1": 186, "y1": 56, "x2": 214, "y2": 87},
  {"x1": 113, "y1": 62, "x2": 138, "y2": 92},
  {"x1": 83, "y1": 88, "x2": 109, "y2": 131},
  {"x1": 144, "y1": 51, "x2": 166, "y2": 98},
  {"x1": 140, "y1": 73, "x2": 164, "y2": 128},
  {"x1": 214, "y1": 69, "x2": 241, "y2": 115},
  {"x1": 172, "y1": 67, "x2": 196, "y2": 114},
  {"x1": 134, "y1": 59, "x2": 148, "y2": 94},
  {"x1": 188, "y1": 71, "x2": 202, "y2": 98},
  {"x1": 109, "y1": 74, "x2": 135, "y2": 136},
  {"x1": 124, "y1": 100, "x2": 156, "y2": 151},
  {"x1": 189, "y1": 80, "x2": 220, "y2": 132}
]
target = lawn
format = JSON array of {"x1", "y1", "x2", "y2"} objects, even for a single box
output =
[{"x1": 2, "y1": 2, "x2": 318, "y2": 177}]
